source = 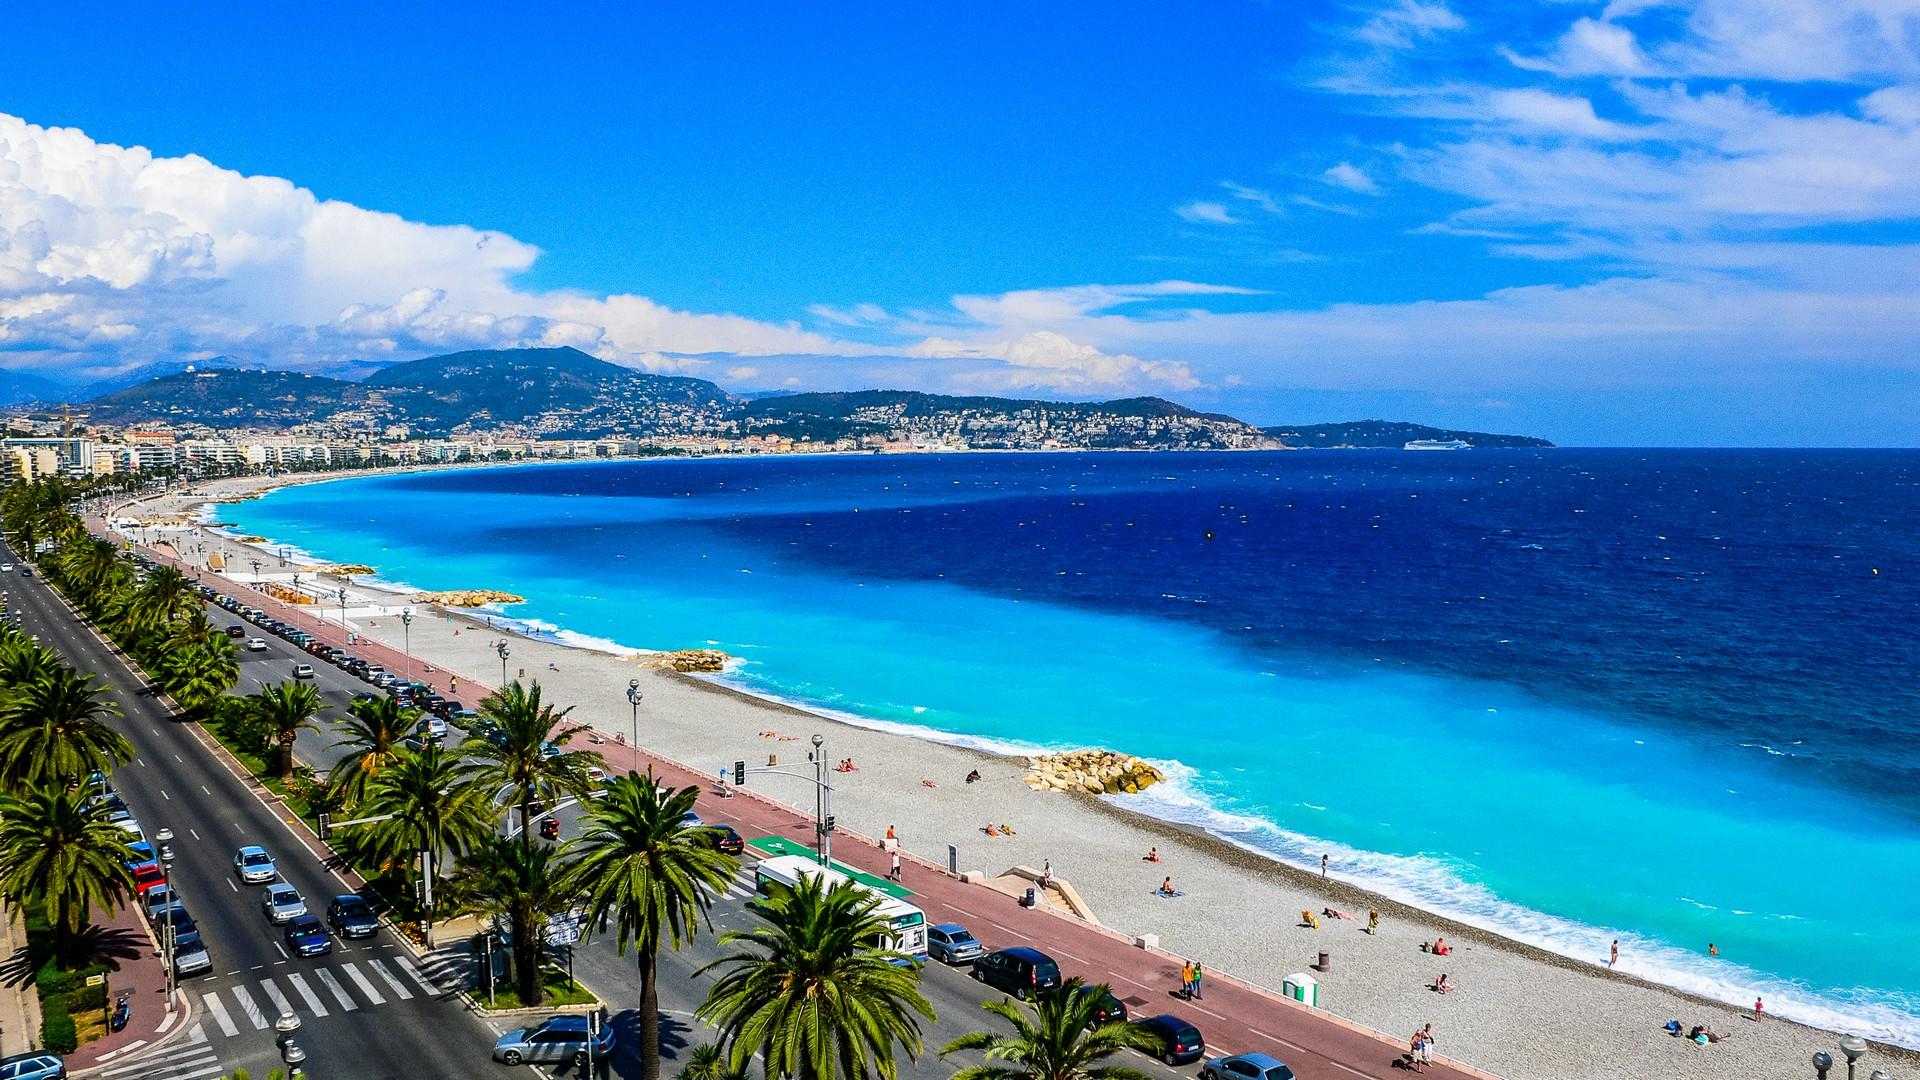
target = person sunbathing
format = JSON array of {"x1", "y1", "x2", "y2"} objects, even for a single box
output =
[
  {"x1": 984, "y1": 823, "x2": 1001, "y2": 836},
  {"x1": 1324, "y1": 907, "x2": 1355, "y2": 920},
  {"x1": 999, "y1": 822, "x2": 1016, "y2": 834},
  {"x1": 965, "y1": 769, "x2": 982, "y2": 783},
  {"x1": 1157, "y1": 877, "x2": 1177, "y2": 897},
  {"x1": 1433, "y1": 974, "x2": 1453, "y2": 994},
  {"x1": 1143, "y1": 846, "x2": 1160, "y2": 862}
]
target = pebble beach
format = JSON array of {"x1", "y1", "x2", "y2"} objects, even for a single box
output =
[{"x1": 118, "y1": 469, "x2": 1917, "y2": 1080}]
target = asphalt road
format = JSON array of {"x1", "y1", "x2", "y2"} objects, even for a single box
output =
[{"x1": 0, "y1": 544, "x2": 510, "y2": 1080}]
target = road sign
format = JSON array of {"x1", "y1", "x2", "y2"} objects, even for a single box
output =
[{"x1": 544, "y1": 912, "x2": 581, "y2": 947}]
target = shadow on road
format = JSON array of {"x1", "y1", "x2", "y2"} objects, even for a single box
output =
[{"x1": 589, "y1": 1007, "x2": 694, "y2": 1080}]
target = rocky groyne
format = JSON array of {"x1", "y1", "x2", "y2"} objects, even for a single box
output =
[{"x1": 1024, "y1": 749, "x2": 1166, "y2": 796}]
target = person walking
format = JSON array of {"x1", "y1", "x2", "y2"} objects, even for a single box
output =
[
  {"x1": 1609, "y1": 940, "x2": 1620, "y2": 969},
  {"x1": 1421, "y1": 1024, "x2": 1436, "y2": 1068},
  {"x1": 1321, "y1": 853, "x2": 1329, "y2": 878},
  {"x1": 888, "y1": 848, "x2": 902, "y2": 881},
  {"x1": 1179, "y1": 959, "x2": 1194, "y2": 999},
  {"x1": 1192, "y1": 961, "x2": 1204, "y2": 999},
  {"x1": 1367, "y1": 909, "x2": 1380, "y2": 935}
]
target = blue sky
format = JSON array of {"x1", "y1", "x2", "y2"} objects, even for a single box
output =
[{"x1": 4, "y1": 2, "x2": 1920, "y2": 444}]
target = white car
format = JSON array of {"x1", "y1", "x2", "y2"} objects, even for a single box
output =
[
  {"x1": 0, "y1": 564, "x2": 12, "y2": 573},
  {"x1": 246, "y1": 638, "x2": 268, "y2": 652},
  {"x1": 261, "y1": 883, "x2": 307, "y2": 924},
  {"x1": 291, "y1": 663, "x2": 315, "y2": 680}
]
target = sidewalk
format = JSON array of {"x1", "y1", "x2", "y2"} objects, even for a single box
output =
[
  {"x1": 62, "y1": 901, "x2": 187, "y2": 1074},
  {"x1": 131, "y1": 531, "x2": 1498, "y2": 1080},
  {"x1": 0, "y1": 906, "x2": 43, "y2": 1057}
]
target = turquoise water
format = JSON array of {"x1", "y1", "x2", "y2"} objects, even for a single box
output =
[{"x1": 221, "y1": 453, "x2": 1920, "y2": 1042}]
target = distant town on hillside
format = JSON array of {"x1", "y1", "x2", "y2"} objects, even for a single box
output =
[{"x1": 0, "y1": 347, "x2": 1551, "y2": 480}]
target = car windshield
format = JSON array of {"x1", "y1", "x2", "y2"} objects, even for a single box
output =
[
  {"x1": 950, "y1": 929, "x2": 976, "y2": 943},
  {"x1": 338, "y1": 900, "x2": 370, "y2": 916},
  {"x1": 244, "y1": 852, "x2": 271, "y2": 866}
]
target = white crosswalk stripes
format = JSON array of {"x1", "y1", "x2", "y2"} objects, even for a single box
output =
[
  {"x1": 187, "y1": 948, "x2": 477, "y2": 1044},
  {"x1": 316, "y1": 966, "x2": 358, "y2": 1010},
  {"x1": 342, "y1": 960, "x2": 386, "y2": 1004},
  {"x1": 97, "y1": 1024, "x2": 224, "y2": 1080},
  {"x1": 201, "y1": 989, "x2": 240, "y2": 1037},
  {"x1": 286, "y1": 971, "x2": 329, "y2": 1017},
  {"x1": 705, "y1": 865, "x2": 758, "y2": 901}
]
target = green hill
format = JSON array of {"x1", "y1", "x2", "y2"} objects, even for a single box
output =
[{"x1": 1263, "y1": 419, "x2": 1554, "y2": 449}]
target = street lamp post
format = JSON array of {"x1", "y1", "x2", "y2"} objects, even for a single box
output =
[
  {"x1": 811, "y1": 733, "x2": 833, "y2": 867},
  {"x1": 154, "y1": 827, "x2": 177, "y2": 998},
  {"x1": 401, "y1": 608, "x2": 414, "y2": 683},
  {"x1": 497, "y1": 642, "x2": 510, "y2": 687},
  {"x1": 250, "y1": 558, "x2": 261, "y2": 580},
  {"x1": 626, "y1": 679, "x2": 642, "y2": 748},
  {"x1": 337, "y1": 587, "x2": 348, "y2": 632}
]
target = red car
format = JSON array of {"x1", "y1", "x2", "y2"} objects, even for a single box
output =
[{"x1": 132, "y1": 863, "x2": 167, "y2": 895}]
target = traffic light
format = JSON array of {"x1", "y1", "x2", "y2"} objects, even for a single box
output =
[
  {"x1": 824, "y1": 815, "x2": 836, "y2": 832},
  {"x1": 733, "y1": 760, "x2": 746, "y2": 785}
]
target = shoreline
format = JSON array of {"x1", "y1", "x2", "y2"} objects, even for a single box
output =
[{"x1": 123, "y1": 465, "x2": 1919, "y2": 1080}]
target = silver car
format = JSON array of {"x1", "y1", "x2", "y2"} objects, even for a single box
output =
[
  {"x1": 261, "y1": 884, "x2": 306, "y2": 924},
  {"x1": 492, "y1": 1014, "x2": 615, "y2": 1066},
  {"x1": 142, "y1": 885, "x2": 181, "y2": 922},
  {"x1": 233, "y1": 845, "x2": 276, "y2": 884}
]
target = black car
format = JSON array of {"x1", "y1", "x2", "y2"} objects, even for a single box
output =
[
  {"x1": 327, "y1": 895, "x2": 380, "y2": 939},
  {"x1": 284, "y1": 914, "x2": 332, "y2": 957},
  {"x1": 345, "y1": 659, "x2": 370, "y2": 676},
  {"x1": 704, "y1": 824, "x2": 745, "y2": 855},
  {"x1": 971, "y1": 947, "x2": 1062, "y2": 999},
  {"x1": 225, "y1": 625, "x2": 246, "y2": 637},
  {"x1": 1075, "y1": 983, "x2": 1128, "y2": 1024},
  {"x1": 1133, "y1": 1015, "x2": 1205, "y2": 1065}
]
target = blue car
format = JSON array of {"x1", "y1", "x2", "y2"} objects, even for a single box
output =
[
  {"x1": 0, "y1": 1051, "x2": 66, "y2": 1079},
  {"x1": 1201, "y1": 1053, "x2": 1296, "y2": 1080},
  {"x1": 283, "y1": 914, "x2": 332, "y2": 957},
  {"x1": 123, "y1": 841, "x2": 155, "y2": 869},
  {"x1": 927, "y1": 923, "x2": 984, "y2": 964}
]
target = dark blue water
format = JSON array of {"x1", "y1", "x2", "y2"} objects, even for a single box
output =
[{"x1": 226, "y1": 449, "x2": 1920, "y2": 1039}]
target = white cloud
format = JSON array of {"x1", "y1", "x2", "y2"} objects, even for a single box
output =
[
  {"x1": 1320, "y1": 162, "x2": 1380, "y2": 193},
  {"x1": 1175, "y1": 201, "x2": 1240, "y2": 224},
  {"x1": 1354, "y1": 0, "x2": 1466, "y2": 50},
  {"x1": 912, "y1": 330, "x2": 1200, "y2": 394},
  {"x1": 0, "y1": 112, "x2": 863, "y2": 381}
]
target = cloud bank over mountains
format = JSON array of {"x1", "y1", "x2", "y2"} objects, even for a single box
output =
[{"x1": 6, "y1": 0, "x2": 1920, "y2": 442}]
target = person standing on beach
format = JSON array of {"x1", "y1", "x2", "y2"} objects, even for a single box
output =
[
  {"x1": 1609, "y1": 940, "x2": 1619, "y2": 968},
  {"x1": 1367, "y1": 909, "x2": 1380, "y2": 935},
  {"x1": 1321, "y1": 853, "x2": 1329, "y2": 878},
  {"x1": 1754, "y1": 996, "x2": 1764, "y2": 1021}
]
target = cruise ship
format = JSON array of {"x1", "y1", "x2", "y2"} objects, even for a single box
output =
[{"x1": 1404, "y1": 438, "x2": 1471, "y2": 450}]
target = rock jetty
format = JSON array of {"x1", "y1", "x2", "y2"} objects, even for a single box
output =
[
  {"x1": 1024, "y1": 749, "x2": 1166, "y2": 796},
  {"x1": 409, "y1": 589, "x2": 525, "y2": 607},
  {"x1": 319, "y1": 563, "x2": 377, "y2": 576},
  {"x1": 664, "y1": 649, "x2": 728, "y2": 673}
]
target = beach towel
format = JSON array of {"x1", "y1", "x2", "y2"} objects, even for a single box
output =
[{"x1": 1154, "y1": 889, "x2": 1185, "y2": 898}]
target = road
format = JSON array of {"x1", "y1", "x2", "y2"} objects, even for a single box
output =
[{"x1": 0, "y1": 542, "x2": 505, "y2": 1080}]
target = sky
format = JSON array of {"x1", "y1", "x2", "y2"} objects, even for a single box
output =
[{"x1": 4, "y1": 2, "x2": 1920, "y2": 445}]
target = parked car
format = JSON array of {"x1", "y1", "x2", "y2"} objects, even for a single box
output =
[
  {"x1": 291, "y1": 663, "x2": 315, "y2": 679},
  {"x1": 1075, "y1": 983, "x2": 1128, "y2": 1025},
  {"x1": 491, "y1": 1014, "x2": 616, "y2": 1066},
  {"x1": 971, "y1": 947, "x2": 1062, "y2": 999},
  {"x1": 261, "y1": 884, "x2": 306, "y2": 924},
  {"x1": 703, "y1": 824, "x2": 745, "y2": 855},
  {"x1": 1200, "y1": 1053, "x2": 1295, "y2": 1080},
  {"x1": 327, "y1": 895, "x2": 380, "y2": 939},
  {"x1": 1133, "y1": 1015, "x2": 1206, "y2": 1066},
  {"x1": 0, "y1": 1051, "x2": 67, "y2": 1079},
  {"x1": 173, "y1": 928, "x2": 213, "y2": 976},
  {"x1": 283, "y1": 914, "x2": 332, "y2": 957},
  {"x1": 419, "y1": 715, "x2": 448, "y2": 740},
  {"x1": 926, "y1": 923, "x2": 985, "y2": 965},
  {"x1": 245, "y1": 638, "x2": 267, "y2": 652},
  {"x1": 131, "y1": 863, "x2": 168, "y2": 896},
  {"x1": 123, "y1": 841, "x2": 155, "y2": 868},
  {"x1": 142, "y1": 885, "x2": 181, "y2": 922},
  {"x1": 233, "y1": 845, "x2": 276, "y2": 884}
]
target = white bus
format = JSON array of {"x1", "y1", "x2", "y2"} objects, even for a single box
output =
[{"x1": 753, "y1": 854, "x2": 929, "y2": 964}]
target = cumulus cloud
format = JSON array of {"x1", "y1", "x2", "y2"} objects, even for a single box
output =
[
  {"x1": 1175, "y1": 201, "x2": 1240, "y2": 224},
  {"x1": 0, "y1": 112, "x2": 860, "y2": 383},
  {"x1": 1320, "y1": 162, "x2": 1380, "y2": 193}
]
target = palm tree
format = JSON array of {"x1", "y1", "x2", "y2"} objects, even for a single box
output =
[
  {"x1": 940, "y1": 979, "x2": 1161, "y2": 1080},
  {"x1": 677, "y1": 1043, "x2": 743, "y2": 1080},
  {"x1": 0, "y1": 634, "x2": 62, "y2": 690},
  {"x1": 247, "y1": 681, "x2": 324, "y2": 783},
  {"x1": 157, "y1": 637, "x2": 238, "y2": 718},
  {"x1": 698, "y1": 871, "x2": 935, "y2": 1080},
  {"x1": 453, "y1": 836, "x2": 576, "y2": 1007},
  {"x1": 55, "y1": 537, "x2": 128, "y2": 611},
  {"x1": 123, "y1": 564, "x2": 198, "y2": 634},
  {"x1": 469, "y1": 680, "x2": 600, "y2": 847},
  {"x1": 0, "y1": 667, "x2": 133, "y2": 789},
  {"x1": 327, "y1": 695, "x2": 415, "y2": 806},
  {"x1": 565, "y1": 771, "x2": 738, "y2": 1080},
  {"x1": 0, "y1": 783, "x2": 137, "y2": 963},
  {"x1": 357, "y1": 743, "x2": 495, "y2": 931}
]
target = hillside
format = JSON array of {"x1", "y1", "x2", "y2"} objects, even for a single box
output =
[
  {"x1": 83, "y1": 369, "x2": 371, "y2": 427},
  {"x1": 742, "y1": 389, "x2": 1261, "y2": 449},
  {"x1": 364, "y1": 346, "x2": 737, "y2": 434},
  {"x1": 1263, "y1": 419, "x2": 1554, "y2": 449}
]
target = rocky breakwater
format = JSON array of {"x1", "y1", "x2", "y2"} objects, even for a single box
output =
[
  {"x1": 409, "y1": 589, "x2": 525, "y2": 607},
  {"x1": 1024, "y1": 749, "x2": 1166, "y2": 796},
  {"x1": 638, "y1": 649, "x2": 730, "y2": 673}
]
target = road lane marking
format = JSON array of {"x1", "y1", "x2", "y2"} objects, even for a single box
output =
[
  {"x1": 273, "y1": 940, "x2": 286, "y2": 958},
  {"x1": 260, "y1": 978, "x2": 294, "y2": 1017},
  {"x1": 201, "y1": 785, "x2": 211, "y2": 796},
  {"x1": 189, "y1": 828, "x2": 200, "y2": 840},
  {"x1": 160, "y1": 788, "x2": 170, "y2": 800},
  {"x1": 367, "y1": 958, "x2": 414, "y2": 999},
  {"x1": 341, "y1": 962, "x2": 385, "y2": 1004},
  {"x1": 391, "y1": 953, "x2": 441, "y2": 995},
  {"x1": 201, "y1": 992, "x2": 240, "y2": 1037},
  {"x1": 227, "y1": 879, "x2": 239, "y2": 893},
  {"x1": 315, "y1": 967, "x2": 357, "y2": 1010},
  {"x1": 173, "y1": 753, "x2": 183, "y2": 762},
  {"x1": 230, "y1": 984, "x2": 267, "y2": 1029},
  {"x1": 286, "y1": 971, "x2": 329, "y2": 1016}
]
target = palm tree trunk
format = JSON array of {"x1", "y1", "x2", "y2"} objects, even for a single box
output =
[
  {"x1": 281, "y1": 733, "x2": 296, "y2": 783},
  {"x1": 514, "y1": 910, "x2": 543, "y2": 1006},
  {"x1": 520, "y1": 798, "x2": 533, "y2": 850},
  {"x1": 639, "y1": 945, "x2": 660, "y2": 1080}
]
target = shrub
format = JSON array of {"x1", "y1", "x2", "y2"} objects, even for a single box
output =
[
  {"x1": 70, "y1": 980, "x2": 108, "y2": 1013},
  {"x1": 41, "y1": 995, "x2": 76, "y2": 1053}
]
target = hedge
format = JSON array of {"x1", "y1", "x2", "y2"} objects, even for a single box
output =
[{"x1": 40, "y1": 994, "x2": 76, "y2": 1054}]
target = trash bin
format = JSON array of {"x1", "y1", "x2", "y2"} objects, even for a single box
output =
[
  {"x1": 1022, "y1": 887, "x2": 1036, "y2": 908},
  {"x1": 1282, "y1": 971, "x2": 1320, "y2": 1008},
  {"x1": 1318, "y1": 950, "x2": 1330, "y2": 972}
]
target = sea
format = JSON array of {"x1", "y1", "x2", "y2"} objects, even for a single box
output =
[{"x1": 220, "y1": 449, "x2": 1920, "y2": 1043}]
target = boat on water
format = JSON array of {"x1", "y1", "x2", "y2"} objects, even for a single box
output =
[{"x1": 1404, "y1": 438, "x2": 1471, "y2": 451}]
